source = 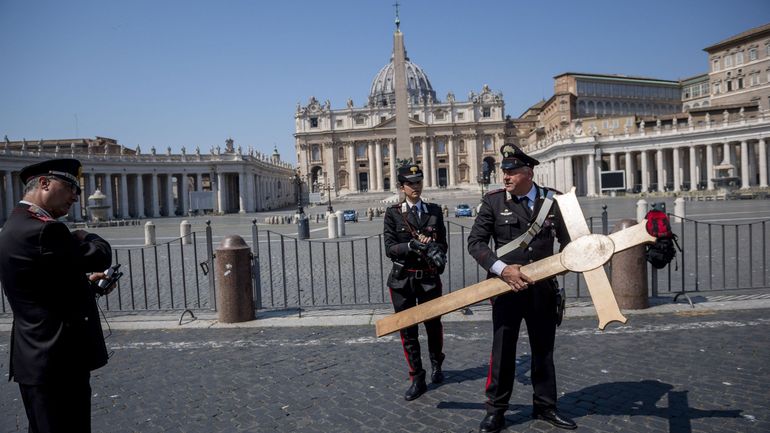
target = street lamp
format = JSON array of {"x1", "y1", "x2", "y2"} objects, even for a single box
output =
[
  {"x1": 292, "y1": 170, "x2": 310, "y2": 240},
  {"x1": 321, "y1": 171, "x2": 334, "y2": 213},
  {"x1": 478, "y1": 161, "x2": 491, "y2": 199}
]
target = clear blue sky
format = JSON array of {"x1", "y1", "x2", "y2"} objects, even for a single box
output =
[{"x1": 2, "y1": 0, "x2": 769, "y2": 163}]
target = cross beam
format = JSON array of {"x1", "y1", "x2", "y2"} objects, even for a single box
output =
[{"x1": 375, "y1": 188, "x2": 656, "y2": 337}]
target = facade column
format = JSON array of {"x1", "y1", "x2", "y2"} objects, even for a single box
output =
[
  {"x1": 421, "y1": 137, "x2": 431, "y2": 187},
  {"x1": 374, "y1": 140, "x2": 383, "y2": 192},
  {"x1": 348, "y1": 143, "x2": 358, "y2": 192},
  {"x1": 181, "y1": 173, "x2": 189, "y2": 214},
  {"x1": 740, "y1": 140, "x2": 750, "y2": 189},
  {"x1": 87, "y1": 173, "x2": 96, "y2": 196},
  {"x1": 367, "y1": 142, "x2": 376, "y2": 192},
  {"x1": 759, "y1": 138, "x2": 768, "y2": 188},
  {"x1": 429, "y1": 139, "x2": 437, "y2": 187},
  {"x1": 564, "y1": 156, "x2": 574, "y2": 191},
  {"x1": 447, "y1": 137, "x2": 456, "y2": 187},
  {"x1": 655, "y1": 149, "x2": 664, "y2": 192},
  {"x1": 120, "y1": 173, "x2": 129, "y2": 218},
  {"x1": 609, "y1": 153, "x2": 617, "y2": 171},
  {"x1": 586, "y1": 153, "x2": 597, "y2": 197},
  {"x1": 672, "y1": 148, "x2": 681, "y2": 192},
  {"x1": 689, "y1": 146, "x2": 698, "y2": 190},
  {"x1": 722, "y1": 142, "x2": 731, "y2": 165},
  {"x1": 238, "y1": 172, "x2": 246, "y2": 213},
  {"x1": 150, "y1": 173, "x2": 159, "y2": 217},
  {"x1": 104, "y1": 174, "x2": 115, "y2": 219},
  {"x1": 641, "y1": 150, "x2": 649, "y2": 192},
  {"x1": 246, "y1": 173, "x2": 255, "y2": 212},
  {"x1": 135, "y1": 175, "x2": 145, "y2": 218},
  {"x1": 468, "y1": 135, "x2": 479, "y2": 186},
  {"x1": 625, "y1": 152, "x2": 635, "y2": 191},
  {"x1": 706, "y1": 143, "x2": 715, "y2": 190},
  {"x1": 5, "y1": 170, "x2": 15, "y2": 218},
  {"x1": 217, "y1": 172, "x2": 225, "y2": 213},
  {"x1": 389, "y1": 139, "x2": 397, "y2": 192}
]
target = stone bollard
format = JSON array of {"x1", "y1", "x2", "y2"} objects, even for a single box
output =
[
  {"x1": 215, "y1": 235, "x2": 255, "y2": 323},
  {"x1": 636, "y1": 199, "x2": 648, "y2": 223},
  {"x1": 144, "y1": 221, "x2": 156, "y2": 246},
  {"x1": 674, "y1": 197, "x2": 685, "y2": 223},
  {"x1": 610, "y1": 219, "x2": 649, "y2": 309},
  {"x1": 180, "y1": 220, "x2": 191, "y2": 245},
  {"x1": 327, "y1": 212, "x2": 339, "y2": 239},
  {"x1": 335, "y1": 210, "x2": 345, "y2": 236}
]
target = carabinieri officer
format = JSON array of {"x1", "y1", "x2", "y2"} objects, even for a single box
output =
[{"x1": 383, "y1": 163, "x2": 448, "y2": 401}]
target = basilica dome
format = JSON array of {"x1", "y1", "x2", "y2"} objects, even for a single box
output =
[{"x1": 368, "y1": 53, "x2": 437, "y2": 108}]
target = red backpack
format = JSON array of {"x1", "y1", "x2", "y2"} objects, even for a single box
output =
[{"x1": 644, "y1": 209, "x2": 680, "y2": 269}]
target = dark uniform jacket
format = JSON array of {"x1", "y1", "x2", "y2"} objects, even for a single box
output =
[
  {"x1": 468, "y1": 184, "x2": 570, "y2": 276},
  {"x1": 0, "y1": 203, "x2": 111, "y2": 385},
  {"x1": 383, "y1": 201, "x2": 448, "y2": 289}
]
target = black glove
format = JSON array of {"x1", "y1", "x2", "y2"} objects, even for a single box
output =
[
  {"x1": 408, "y1": 239, "x2": 428, "y2": 253},
  {"x1": 425, "y1": 242, "x2": 447, "y2": 270}
]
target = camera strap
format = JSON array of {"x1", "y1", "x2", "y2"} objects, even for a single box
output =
[
  {"x1": 495, "y1": 187, "x2": 555, "y2": 257},
  {"x1": 399, "y1": 202, "x2": 436, "y2": 273}
]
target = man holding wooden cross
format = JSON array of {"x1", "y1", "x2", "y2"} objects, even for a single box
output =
[{"x1": 468, "y1": 144, "x2": 577, "y2": 432}]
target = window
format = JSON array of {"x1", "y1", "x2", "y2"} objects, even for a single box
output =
[
  {"x1": 355, "y1": 117, "x2": 365, "y2": 125},
  {"x1": 724, "y1": 54, "x2": 733, "y2": 67},
  {"x1": 356, "y1": 144, "x2": 366, "y2": 159},
  {"x1": 738, "y1": 78, "x2": 743, "y2": 89},
  {"x1": 380, "y1": 116, "x2": 386, "y2": 123},
  {"x1": 435, "y1": 111, "x2": 445, "y2": 120},
  {"x1": 458, "y1": 140, "x2": 466, "y2": 154},
  {"x1": 436, "y1": 139, "x2": 446, "y2": 154},
  {"x1": 414, "y1": 142, "x2": 422, "y2": 155},
  {"x1": 413, "y1": 114, "x2": 419, "y2": 120},
  {"x1": 713, "y1": 82, "x2": 721, "y2": 94},
  {"x1": 338, "y1": 147, "x2": 346, "y2": 161},
  {"x1": 336, "y1": 119, "x2": 343, "y2": 127},
  {"x1": 736, "y1": 51, "x2": 744, "y2": 64},
  {"x1": 457, "y1": 112, "x2": 464, "y2": 120},
  {"x1": 383, "y1": 146, "x2": 389, "y2": 157},
  {"x1": 310, "y1": 117, "x2": 319, "y2": 128},
  {"x1": 311, "y1": 145, "x2": 320, "y2": 161},
  {"x1": 692, "y1": 85, "x2": 701, "y2": 98},
  {"x1": 482, "y1": 107, "x2": 491, "y2": 118},
  {"x1": 749, "y1": 48, "x2": 758, "y2": 61},
  {"x1": 483, "y1": 136, "x2": 493, "y2": 152},
  {"x1": 727, "y1": 80, "x2": 732, "y2": 92}
]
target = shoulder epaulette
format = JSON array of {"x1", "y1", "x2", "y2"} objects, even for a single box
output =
[{"x1": 484, "y1": 188, "x2": 505, "y2": 197}]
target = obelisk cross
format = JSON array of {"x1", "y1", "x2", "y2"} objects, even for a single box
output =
[{"x1": 375, "y1": 188, "x2": 657, "y2": 337}]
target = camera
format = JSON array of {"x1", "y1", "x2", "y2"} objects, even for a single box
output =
[{"x1": 95, "y1": 264, "x2": 122, "y2": 296}]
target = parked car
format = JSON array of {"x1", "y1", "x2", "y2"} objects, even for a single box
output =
[
  {"x1": 454, "y1": 203, "x2": 473, "y2": 217},
  {"x1": 343, "y1": 209, "x2": 358, "y2": 222}
]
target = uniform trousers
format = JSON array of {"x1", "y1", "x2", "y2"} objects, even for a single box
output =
[
  {"x1": 389, "y1": 276, "x2": 443, "y2": 377},
  {"x1": 485, "y1": 281, "x2": 558, "y2": 414},
  {"x1": 18, "y1": 371, "x2": 92, "y2": 433}
]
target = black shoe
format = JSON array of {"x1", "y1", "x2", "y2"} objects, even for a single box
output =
[
  {"x1": 479, "y1": 413, "x2": 505, "y2": 433},
  {"x1": 532, "y1": 408, "x2": 577, "y2": 430},
  {"x1": 404, "y1": 373, "x2": 427, "y2": 401},
  {"x1": 430, "y1": 353, "x2": 445, "y2": 384}
]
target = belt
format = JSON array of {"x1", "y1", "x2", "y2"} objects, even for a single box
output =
[{"x1": 405, "y1": 269, "x2": 433, "y2": 279}]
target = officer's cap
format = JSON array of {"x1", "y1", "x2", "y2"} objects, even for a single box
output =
[
  {"x1": 397, "y1": 164, "x2": 424, "y2": 184},
  {"x1": 500, "y1": 144, "x2": 539, "y2": 170},
  {"x1": 19, "y1": 158, "x2": 82, "y2": 193}
]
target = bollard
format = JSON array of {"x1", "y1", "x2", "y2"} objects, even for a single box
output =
[
  {"x1": 327, "y1": 212, "x2": 339, "y2": 239},
  {"x1": 636, "y1": 199, "x2": 648, "y2": 223},
  {"x1": 297, "y1": 213, "x2": 310, "y2": 240},
  {"x1": 215, "y1": 235, "x2": 255, "y2": 323},
  {"x1": 335, "y1": 210, "x2": 345, "y2": 236},
  {"x1": 144, "y1": 221, "x2": 156, "y2": 246},
  {"x1": 674, "y1": 197, "x2": 685, "y2": 223},
  {"x1": 610, "y1": 219, "x2": 649, "y2": 309},
  {"x1": 180, "y1": 220, "x2": 192, "y2": 245}
]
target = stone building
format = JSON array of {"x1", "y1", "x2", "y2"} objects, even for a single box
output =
[
  {"x1": 294, "y1": 37, "x2": 507, "y2": 194},
  {"x1": 0, "y1": 136, "x2": 296, "y2": 224}
]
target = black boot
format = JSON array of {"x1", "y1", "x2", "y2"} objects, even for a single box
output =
[
  {"x1": 430, "y1": 353, "x2": 445, "y2": 384},
  {"x1": 404, "y1": 370, "x2": 427, "y2": 401}
]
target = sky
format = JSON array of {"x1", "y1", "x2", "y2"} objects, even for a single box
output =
[{"x1": 2, "y1": 0, "x2": 769, "y2": 163}]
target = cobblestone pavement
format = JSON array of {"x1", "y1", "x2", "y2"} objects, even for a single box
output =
[{"x1": 1, "y1": 308, "x2": 768, "y2": 432}]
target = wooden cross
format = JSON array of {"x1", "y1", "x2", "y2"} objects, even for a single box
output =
[{"x1": 375, "y1": 188, "x2": 657, "y2": 337}]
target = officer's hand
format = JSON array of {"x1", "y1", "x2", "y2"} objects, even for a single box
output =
[
  {"x1": 408, "y1": 239, "x2": 428, "y2": 252},
  {"x1": 417, "y1": 234, "x2": 432, "y2": 244},
  {"x1": 89, "y1": 272, "x2": 117, "y2": 296},
  {"x1": 500, "y1": 264, "x2": 534, "y2": 292}
]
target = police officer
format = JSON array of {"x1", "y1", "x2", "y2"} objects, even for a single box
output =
[
  {"x1": 0, "y1": 159, "x2": 114, "y2": 432},
  {"x1": 383, "y1": 163, "x2": 448, "y2": 401},
  {"x1": 468, "y1": 145, "x2": 576, "y2": 432}
]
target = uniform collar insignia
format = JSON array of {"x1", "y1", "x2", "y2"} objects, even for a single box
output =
[
  {"x1": 505, "y1": 191, "x2": 512, "y2": 201},
  {"x1": 500, "y1": 208, "x2": 512, "y2": 216}
]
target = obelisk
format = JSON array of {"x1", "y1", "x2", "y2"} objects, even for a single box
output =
[{"x1": 393, "y1": 9, "x2": 410, "y2": 173}]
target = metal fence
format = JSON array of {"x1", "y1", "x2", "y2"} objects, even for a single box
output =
[{"x1": 1, "y1": 211, "x2": 768, "y2": 315}]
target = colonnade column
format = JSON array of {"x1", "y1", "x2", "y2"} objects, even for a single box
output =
[
  {"x1": 119, "y1": 173, "x2": 129, "y2": 218},
  {"x1": 722, "y1": 142, "x2": 732, "y2": 165},
  {"x1": 759, "y1": 138, "x2": 768, "y2": 188},
  {"x1": 348, "y1": 143, "x2": 358, "y2": 192},
  {"x1": 655, "y1": 149, "x2": 664, "y2": 192},
  {"x1": 706, "y1": 144, "x2": 715, "y2": 190},
  {"x1": 421, "y1": 137, "x2": 431, "y2": 187},
  {"x1": 216, "y1": 172, "x2": 225, "y2": 213},
  {"x1": 448, "y1": 137, "x2": 456, "y2": 187},
  {"x1": 238, "y1": 172, "x2": 246, "y2": 213},
  {"x1": 672, "y1": 148, "x2": 681, "y2": 192},
  {"x1": 586, "y1": 153, "x2": 597, "y2": 197},
  {"x1": 135, "y1": 175, "x2": 145, "y2": 218},
  {"x1": 165, "y1": 174, "x2": 174, "y2": 216},
  {"x1": 104, "y1": 174, "x2": 115, "y2": 218},
  {"x1": 4, "y1": 170, "x2": 14, "y2": 218},
  {"x1": 367, "y1": 143, "x2": 376, "y2": 192},
  {"x1": 740, "y1": 140, "x2": 750, "y2": 189},
  {"x1": 625, "y1": 152, "x2": 635, "y2": 191},
  {"x1": 181, "y1": 173, "x2": 189, "y2": 214},
  {"x1": 564, "y1": 156, "x2": 574, "y2": 191},
  {"x1": 689, "y1": 147, "x2": 698, "y2": 191},
  {"x1": 640, "y1": 150, "x2": 649, "y2": 192},
  {"x1": 150, "y1": 173, "x2": 159, "y2": 217},
  {"x1": 374, "y1": 140, "x2": 383, "y2": 192},
  {"x1": 389, "y1": 140, "x2": 397, "y2": 192},
  {"x1": 609, "y1": 153, "x2": 617, "y2": 171}
]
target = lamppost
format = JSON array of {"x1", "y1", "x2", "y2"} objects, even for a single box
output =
[
  {"x1": 321, "y1": 171, "x2": 334, "y2": 213},
  {"x1": 292, "y1": 170, "x2": 309, "y2": 239},
  {"x1": 478, "y1": 161, "x2": 491, "y2": 199}
]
